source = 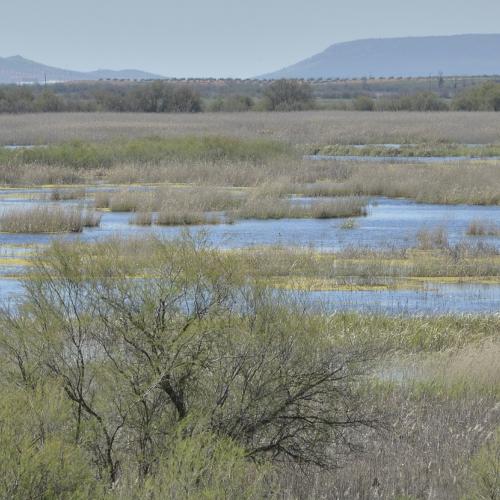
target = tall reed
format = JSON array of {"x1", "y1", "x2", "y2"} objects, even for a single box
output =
[{"x1": 0, "y1": 206, "x2": 100, "y2": 233}]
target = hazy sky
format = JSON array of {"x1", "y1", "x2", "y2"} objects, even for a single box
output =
[{"x1": 2, "y1": 0, "x2": 500, "y2": 77}]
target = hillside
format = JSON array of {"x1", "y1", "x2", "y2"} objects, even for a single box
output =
[
  {"x1": 0, "y1": 55, "x2": 164, "y2": 84},
  {"x1": 260, "y1": 34, "x2": 500, "y2": 79}
]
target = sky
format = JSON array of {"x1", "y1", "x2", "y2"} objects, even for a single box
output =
[{"x1": 2, "y1": 0, "x2": 500, "y2": 77}]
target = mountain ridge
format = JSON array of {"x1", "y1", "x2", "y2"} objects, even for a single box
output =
[
  {"x1": 260, "y1": 34, "x2": 500, "y2": 79},
  {"x1": 0, "y1": 55, "x2": 165, "y2": 83}
]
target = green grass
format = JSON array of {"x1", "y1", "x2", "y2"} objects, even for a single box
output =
[
  {"x1": 0, "y1": 136, "x2": 292, "y2": 169},
  {"x1": 313, "y1": 143, "x2": 500, "y2": 158}
]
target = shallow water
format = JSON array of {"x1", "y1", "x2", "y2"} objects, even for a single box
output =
[
  {"x1": 0, "y1": 193, "x2": 498, "y2": 315},
  {"x1": 2, "y1": 145, "x2": 39, "y2": 150},
  {"x1": 1, "y1": 277, "x2": 498, "y2": 315},
  {"x1": 304, "y1": 154, "x2": 500, "y2": 163},
  {"x1": 0, "y1": 278, "x2": 24, "y2": 304},
  {"x1": 0, "y1": 197, "x2": 498, "y2": 250},
  {"x1": 285, "y1": 283, "x2": 500, "y2": 315}
]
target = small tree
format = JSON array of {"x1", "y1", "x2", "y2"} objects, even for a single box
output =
[
  {"x1": 0, "y1": 235, "x2": 375, "y2": 486},
  {"x1": 452, "y1": 81, "x2": 500, "y2": 111},
  {"x1": 263, "y1": 79, "x2": 314, "y2": 111},
  {"x1": 353, "y1": 95, "x2": 375, "y2": 111},
  {"x1": 35, "y1": 89, "x2": 64, "y2": 112}
]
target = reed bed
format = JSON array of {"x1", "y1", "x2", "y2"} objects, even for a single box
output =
[
  {"x1": 232, "y1": 242, "x2": 500, "y2": 286},
  {"x1": 154, "y1": 187, "x2": 241, "y2": 225},
  {"x1": 96, "y1": 186, "x2": 244, "y2": 213},
  {"x1": 316, "y1": 142, "x2": 500, "y2": 158},
  {"x1": 3, "y1": 111, "x2": 500, "y2": 145},
  {"x1": 417, "y1": 226, "x2": 450, "y2": 250},
  {"x1": 467, "y1": 219, "x2": 500, "y2": 236},
  {"x1": 156, "y1": 209, "x2": 218, "y2": 226},
  {"x1": 49, "y1": 187, "x2": 87, "y2": 201},
  {"x1": 281, "y1": 358, "x2": 500, "y2": 499},
  {"x1": 235, "y1": 195, "x2": 368, "y2": 220},
  {"x1": 108, "y1": 190, "x2": 155, "y2": 212},
  {"x1": 0, "y1": 134, "x2": 497, "y2": 207},
  {"x1": 0, "y1": 164, "x2": 85, "y2": 186},
  {"x1": 284, "y1": 161, "x2": 500, "y2": 205},
  {"x1": 67, "y1": 236, "x2": 499, "y2": 287},
  {"x1": 0, "y1": 206, "x2": 101, "y2": 233},
  {"x1": 129, "y1": 211, "x2": 153, "y2": 226},
  {"x1": 94, "y1": 188, "x2": 154, "y2": 212}
]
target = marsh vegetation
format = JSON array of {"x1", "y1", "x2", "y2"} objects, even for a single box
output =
[
  {"x1": 4, "y1": 110, "x2": 500, "y2": 145},
  {"x1": 467, "y1": 219, "x2": 500, "y2": 236},
  {"x1": 0, "y1": 111, "x2": 498, "y2": 498},
  {"x1": 0, "y1": 206, "x2": 101, "y2": 233},
  {"x1": 0, "y1": 236, "x2": 498, "y2": 498},
  {"x1": 0, "y1": 135, "x2": 498, "y2": 207}
]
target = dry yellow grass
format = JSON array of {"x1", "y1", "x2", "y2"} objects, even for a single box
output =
[
  {"x1": 2, "y1": 111, "x2": 500, "y2": 145},
  {"x1": 0, "y1": 206, "x2": 101, "y2": 233}
]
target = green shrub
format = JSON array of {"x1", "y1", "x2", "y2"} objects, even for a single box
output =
[
  {"x1": 115, "y1": 426, "x2": 274, "y2": 499},
  {"x1": 353, "y1": 95, "x2": 375, "y2": 111},
  {"x1": 263, "y1": 79, "x2": 314, "y2": 111},
  {"x1": 453, "y1": 82, "x2": 500, "y2": 111},
  {"x1": 377, "y1": 92, "x2": 448, "y2": 111},
  {"x1": 0, "y1": 385, "x2": 101, "y2": 499},
  {"x1": 465, "y1": 428, "x2": 500, "y2": 499},
  {"x1": 208, "y1": 95, "x2": 254, "y2": 112}
]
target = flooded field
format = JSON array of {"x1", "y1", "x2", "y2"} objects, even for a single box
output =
[
  {"x1": 0, "y1": 192, "x2": 498, "y2": 249},
  {"x1": 0, "y1": 112, "x2": 499, "y2": 499},
  {"x1": 289, "y1": 283, "x2": 500, "y2": 315},
  {"x1": 0, "y1": 186, "x2": 498, "y2": 314},
  {"x1": 2, "y1": 276, "x2": 499, "y2": 315}
]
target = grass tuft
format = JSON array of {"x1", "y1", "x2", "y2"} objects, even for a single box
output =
[
  {"x1": 0, "y1": 206, "x2": 100, "y2": 233},
  {"x1": 467, "y1": 219, "x2": 500, "y2": 237}
]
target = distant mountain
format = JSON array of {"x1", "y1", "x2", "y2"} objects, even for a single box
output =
[
  {"x1": 260, "y1": 34, "x2": 500, "y2": 79},
  {"x1": 0, "y1": 55, "x2": 164, "y2": 84}
]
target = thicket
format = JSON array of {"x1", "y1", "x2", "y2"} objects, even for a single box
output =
[
  {"x1": 0, "y1": 81, "x2": 202, "y2": 113},
  {"x1": 262, "y1": 79, "x2": 314, "y2": 111},
  {"x1": 0, "y1": 235, "x2": 376, "y2": 497},
  {"x1": 452, "y1": 81, "x2": 500, "y2": 111},
  {"x1": 353, "y1": 92, "x2": 449, "y2": 111},
  {"x1": 207, "y1": 95, "x2": 255, "y2": 112},
  {"x1": 3, "y1": 79, "x2": 500, "y2": 113}
]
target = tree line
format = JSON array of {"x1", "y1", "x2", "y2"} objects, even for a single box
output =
[
  {"x1": 0, "y1": 79, "x2": 314, "y2": 113},
  {"x1": 1, "y1": 79, "x2": 500, "y2": 113}
]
